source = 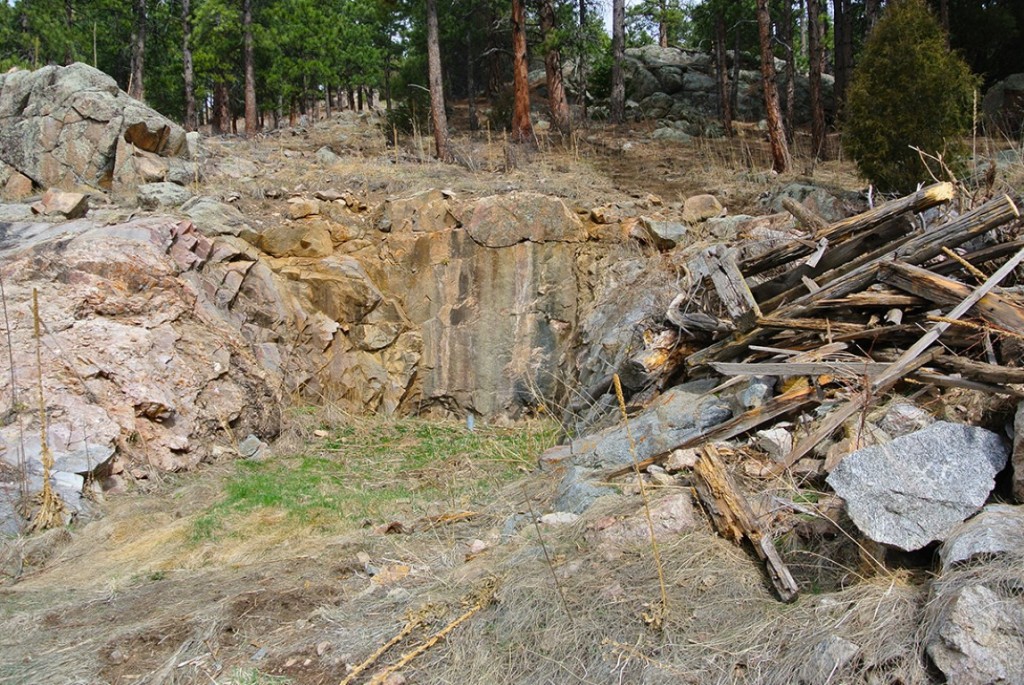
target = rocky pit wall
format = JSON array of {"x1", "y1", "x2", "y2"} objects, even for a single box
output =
[{"x1": 0, "y1": 61, "x2": 822, "y2": 533}]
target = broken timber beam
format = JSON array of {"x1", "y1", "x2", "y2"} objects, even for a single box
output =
[
  {"x1": 693, "y1": 444, "x2": 799, "y2": 602},
  {"x1": 877, "y1": 261, "x2": 1024, "y2": 333},
  {"x1": 711, "y1": 360, "x2": 888, "y2": 378},
  {"x1": 741, "y1": 182, "x2": 955, "y2": 277},
  {"x1": 689, "y1": 245, "x2": 761, "y2": 332},
  {"x1": 781, "y1": 197, "x2": 828, "y2": 233},
  {"x1": 782, "y1": 242, "x2": 1024, "y2": 470},
  {"x1": 935, "y1": 354, "x2": 1024, "y2": 385}
]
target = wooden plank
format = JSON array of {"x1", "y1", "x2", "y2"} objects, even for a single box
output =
[
  {"x1": 819, "y1": 290, "x2": 926, "y2": 308},
  {"x1": 690, "y1": 245, "x2": 762, "y2": 332},
  {"x1": 909, "y1": 371, "x2": 1024, "y2": 397},
  {"x1": 933, "y1": 239, "x2": 1024, "y2": 276},
  {"x1": 750, "y1": 214, "x2": 911, "y2": 305},
  {"x1": 935, "y1": 354, "x2": 1024, "y2": 384},
  {"x1": 781, "y1": 196, "x2": 828, "y2": 233},
  {"x1": 756, "y1": 316, "x2": 866, "y2": 336},
  {"x1": 711, "y1": 361, "x2": 887, "y2": 377},
  {"x1": 693, "y1": 444, "x2": 799, "y2": 602},
  {"x1": 871, "y1": 244, "x2": 1024, "y2": 390},
  {"x1": 604, "y1": 383, "x2": 817, "y2": 479},
  {"x1": 740, "y1": 182, "x2": 955, "y2": 277},
  {"x1": 877, "y1": 261, "x2": 1024, "y2": 333}
]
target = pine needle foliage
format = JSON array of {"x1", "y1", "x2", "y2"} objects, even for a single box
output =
[{"x1": 843, "y1": 0, "x2": 977, "y2": 193}]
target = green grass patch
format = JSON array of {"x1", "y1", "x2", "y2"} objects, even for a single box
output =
[{"x1": 190, "y1": 416, "x2": 557, "y2": 542}]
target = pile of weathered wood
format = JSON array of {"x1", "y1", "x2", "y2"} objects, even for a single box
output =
[{"x1": 605, "y1": 183, "x2": 1024, "y2": 601}]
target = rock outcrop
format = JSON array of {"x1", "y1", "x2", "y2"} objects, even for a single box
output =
[
  {"x1": 0, "y1": 63, "x2": 189, "y2": 197},
  {"x1": 619, "y1": 45, "x2": 835, "y2": 131}
]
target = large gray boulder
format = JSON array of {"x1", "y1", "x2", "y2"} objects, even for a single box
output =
[
  {"x1": 982, "y1": 73, "x2": 1024, "y2": 136},
  {"x1": 0, "y1": 63, "x2": 188, "y2": 192},
  {"x1": 827, "y1": 422, "x2": 1009, "y2": 551}
]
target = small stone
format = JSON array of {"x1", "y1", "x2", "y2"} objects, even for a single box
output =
[
  {"x1": 313, "y1": 429, "x2": 329, "y2": 438},
  {"x1": 2, "y1": 172, "x2": 33, "y2": 200},
  {"x1": 639, "y1": 216, "x2": 688, "y2": 250},
  {"x1": 540, "y1": 512, "x2": 580, "y2": 526},
  {"x1": 682, "y1": 194, "x2": 724, "y2": 223},
  {"x1": 381, "y1": 674, "x2": 406, "y2": 685},
  {"x1": 138, "y1": 182, "x2": 191, "y2": 209},
  {"x1": 801, "y1": 635, "x2": 860, "y2": 683},
  {"x1": 753, "y1": 425, "x2": 793, "y2": 462},
  {"x1": 237, "y1": 434, "x2": 263, "y2": 458},
  {"x1": 314, "y1": 189, "x2": 344, "y2": 202},
  {"x1": 316, "y1": 641, "x2": 330, "y2": 656},
  {"x1": 287, "y1": 198, "x2": 320, "y2": 219},
  {"x1": 315, "y1": 147, "x2": 341, "y2": 165},
  {"x1": 466, "y1": 539, "x2": 488, "y2": 556},
  {"x1": 35, "y1": 188, "x2": 89, "y2": 218},
  {"x1": 650, "y1": 471, "x2": 677, "y2": 487},
  {"x1": 665, "y1": 448, "x2": 699, "y2": 472},
  {"x1": 877, "y1": 402, "x2": 933, "y2": 438}
]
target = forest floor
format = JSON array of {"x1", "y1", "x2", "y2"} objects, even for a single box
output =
[{"x1": 1, "y1": 112, "x2": 1020, "y2": 685}]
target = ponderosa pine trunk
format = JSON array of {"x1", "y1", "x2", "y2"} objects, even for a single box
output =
[
  {"x1": 610, "y1": 0, "x2": 625, "y2": 124},
  {"x1": 658, "y1": 0, "x2": 669, "y2": 47},
  {"x1": 807, "y1": 0, "x2": 825, "y2": 157},
  {"x1": 714, "y1": 11, "x2": 732, "y2": 136},
  {"x1": 243, "y1": 0, "x2": 259, "y2": 136},
  {"x1": 466, "y1": 25, "x2": 479, "y2": 131},
  {"x1": 64, "y1": 0, "x2": 73, "y2": 64},
  {"x1": 128, "y1": 0, "x2": 145, "y2": 100},
  {"x1": 756, "y1": 0, "x2": 791, "y2": 172},
  {"x1": 510, "y1": 0, "x2": 534, "y2": 143},
  {"x1": 212, "y1": 81, "x2": 230, "y2": 134},
  {"x1": 182, "y1": 0, "x2": 196, "y2": 131},
  {"x1": 540, "y1": 0, "x2": 571, "y2": 134},
  {"x1": 577, "y1": 0, "x2": 589, "y2": 122},
  {"x1": 833, "y1": 0, "x2": 853, "y2": 112},
  {"x1": 782, "y1": 0, "x2": 796, "y2": 139},
  {"x1": 426, "y1": 0, "x2": 451, "y2": 160}
]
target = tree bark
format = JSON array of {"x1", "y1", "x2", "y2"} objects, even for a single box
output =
[
  {"x1": 781, "y1": 0, "x2": 796, "y2": 138},
  {"x1": 64, "y1": 0, "x2": 73, "y2": 65},
  {"x1": 128, "y1": 0, "x2": 146, "y2": 100},
  {"x1": 212, "y1": 81, "x2": 230, "y2": 134},
  {"x1": 714, "y1": 11, "x2": 732, "y2": 136},
  {"x1": 243, "y1": 0, "x2": 259, "y2": 136},
  {"x1": 182, "y1": 0, "x2": 196, "y2": 131},
  {"x1": 865, "y1": 0, "x2": 880, "y2": 30},
  {"x1": 757, "y1": 0, "x2": 791, "y2": 172},
  {"x1": 511, "y1": 0, "x2": 534, "y2": 142},
  {"x1": 466, "y1": 25, "x2": 479, "y2": 131},
  {"x1": 833, "y1": 0, "x2": 853, "y2": 112},
  {"x1": 807, "y1": 0, "x2": 825, "y2": 157},
  {"x1": 540, "y1": 0, "x2": 571, "y2": 134},
  {"x1": 577, "y1": 0, "x2": 589, "y2": 122},
  {"x1": 610, "y1": 0, "x2": 625, "y2": 124},
  {"x1": 426, "y1": 0, "x2": 451, "y2": 160},
  {"x1": 659, "y1": 0, "x2": 669, "y2": 47}
]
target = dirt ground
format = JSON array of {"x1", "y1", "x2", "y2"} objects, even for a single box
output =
[{"x1": 2, "y1": 113, "x2": 1018, "y2": 685}]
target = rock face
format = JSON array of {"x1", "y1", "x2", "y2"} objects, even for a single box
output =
[
  {"x1": 1014, "y1": 401, "x2": 1024, "y2": 502},
  {"x1": 0, "y1": 217, "x2": 281, "y2": 526},
  {"x1": 926, "y1": 584, "x2": 1024, "y2": 684},
  {"x1": 381, "y1": 191, "x2": 586, "y2": 416},
  {"x1": 0, "y1": 63, "x2": 189, "y2": 193},
  {"x1": 827, "y1": 422, "x2": 1009, "y2": 551}
]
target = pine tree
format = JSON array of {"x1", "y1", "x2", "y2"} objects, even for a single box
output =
[{"x1": 843, "y1": 0, "x2": 977, "y2": 193}]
